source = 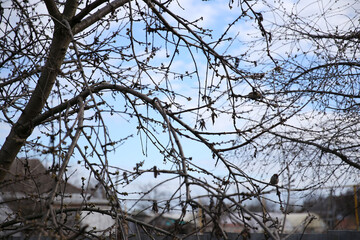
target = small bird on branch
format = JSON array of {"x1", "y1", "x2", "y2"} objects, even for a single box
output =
[
  {"x1": 270, "y1": 174, "x2": 279, "y2": 186},
  {"x1": 259, "y1": 173, "x2": 280, "y2": 193},
  {"x1": 246, "y1": 87, "x2": 263, "y2": 100}
]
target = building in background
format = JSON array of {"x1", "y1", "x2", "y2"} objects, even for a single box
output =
[{"x1": 0, "y1": 158, "x2": 115, "y2": 237}]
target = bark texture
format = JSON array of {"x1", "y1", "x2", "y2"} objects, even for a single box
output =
[{"x1": 0, "y1": 2, "x2": 74, "y2": 181}]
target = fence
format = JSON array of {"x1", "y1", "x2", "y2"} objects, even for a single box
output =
[{"x1": 6, "y1": 231, "x2": 360, "y2": 240}]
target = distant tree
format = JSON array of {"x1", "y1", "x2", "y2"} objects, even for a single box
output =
[
  {"x1": 302, "y1": 189, "x2": 358, "y2": 229},
  {"x1": 0, "y1": 0, "x2": 359, "y2": 239}
]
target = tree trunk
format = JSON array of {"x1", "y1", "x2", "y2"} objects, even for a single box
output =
[{"x1": 0, "y1": 19, "x2": 72, "y2": 181}]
